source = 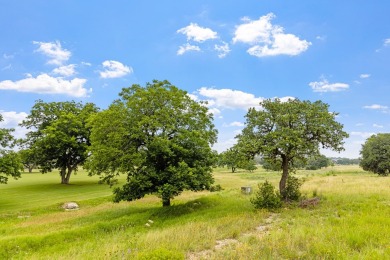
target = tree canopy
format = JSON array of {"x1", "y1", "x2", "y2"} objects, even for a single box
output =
[
  {"x1": 20, "y1": 100, "x2": 98, "y2": 184},
  {"x1": 360, "y1": 133, "x2": 390, "y2": 176},
  {"x1": 237, "y1": 98, "x2": 348, "y2": 199},
  {"x1": 86, "y1": 80, "x2": 218, "y2": 206},
  {"x1": 0, "y1": 114, "x2": 22, "y2": 184},
  {"x1": 219, "y1": 146, "x2": 257, "y2": 172}
]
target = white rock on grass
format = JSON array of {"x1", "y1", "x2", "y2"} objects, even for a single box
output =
[{"x1": 62, "y1": 202, "x2": 79, "y2": 210}]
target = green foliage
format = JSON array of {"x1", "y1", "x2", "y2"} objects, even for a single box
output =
[
  {"x1": 332, "y1": 157, "x2": 360, "y2": 165},
  {"x1": 20, "y1": 100, "x2": 99, "y2": 184},
  {"x1": 209, "y1": 184, "x2": 223, "y2": 192},
  {"x1": 250, "y1": 180, "x2": 282, "y2": 210},
  {"x1": 17, "y1": 148, "x2": 38, "y2": 172},
  {"x1": 0, "y1": 114, "x2": 22, "y2": 184},
  {"x1": 237, "y1": 98, "x2": 348, "y2": 196},
  {"x1": 305, "y1": 155, "x2": 330, "y2": 170},
  {"x1": 87, "y1": 80, "x2": 217, "y2": 206},
  {"x1": 281, "y1": 176, "x2": 303, "y2": 202},
  {"x1": 219, "y1": 146, "x2": 257, "y2": 172},
  {"x1": 360, "y1": 133, "x2": 390, "y2": 176}
]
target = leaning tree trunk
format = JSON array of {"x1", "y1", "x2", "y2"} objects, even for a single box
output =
[{"x1": 279, "y1": 155, "x2": 289, "y2": 200}]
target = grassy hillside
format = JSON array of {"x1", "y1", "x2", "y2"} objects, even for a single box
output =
[{"x1": 1, "y1": 166, "x2": 389, "y2": 259}]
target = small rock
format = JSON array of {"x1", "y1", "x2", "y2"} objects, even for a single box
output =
[{"x1": 62, "y1": 202, "x2": 79, "y2": 210}]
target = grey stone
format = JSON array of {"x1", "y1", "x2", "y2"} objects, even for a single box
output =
[{"x1": 62, "y1": 202, "x2": 79, "y2": 210}]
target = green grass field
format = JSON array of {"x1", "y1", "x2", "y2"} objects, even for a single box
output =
[{"x1": 1, "y1": 166, "x2": 389, "y2": 259}]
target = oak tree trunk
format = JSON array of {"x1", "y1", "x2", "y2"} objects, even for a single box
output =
[{"x1": 279, "y1": 155, "x2": 289, "y2": 200}]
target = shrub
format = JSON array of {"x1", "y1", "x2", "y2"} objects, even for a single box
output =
[
  {"x1": 209, "y1": 184, "x2": 223, "y2": 192},
  {"x1": 281, "y1": 176, "x2": 303, "y2": 202},
  {"x1": 250, "y1": 181, "x2": 282, "y2": 210}
]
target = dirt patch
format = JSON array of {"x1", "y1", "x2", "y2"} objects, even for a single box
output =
[{"x1": 186, "y1": 213, "x2": 279, "y2": 259}]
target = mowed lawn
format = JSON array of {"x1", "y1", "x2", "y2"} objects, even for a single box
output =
[
  {"x1": 1, "y1": 166, "x2": 390, "y2": 259},
  {"x1": 0, "y1": 170, "x2": 122, "y2": 213}
]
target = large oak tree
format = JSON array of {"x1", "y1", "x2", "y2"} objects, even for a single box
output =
[
  {"x1": 86, "y1": 80, "x2": 217, "y2": 206},
  {"x1": 237, "y1": 98, "x2": 348, "y2": 199},
  {"x1": 20, "y1": 100, "x2": 98, "y2": 184}
]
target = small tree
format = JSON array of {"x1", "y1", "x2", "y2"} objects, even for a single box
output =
[
  {"x1": 220, "y1": 146, "x2": 257, "y2": 172},
  {"x1": 237, "y1": 99, "x2": 348, "y2": 200},
  {"x1": 86, "y1": 80, "x2": 217, "y2": 206},
  {"x1": 0, "y1": 114, "x2": 22, "y2": 184},
  {"x1": 360, "y1": 133, "x2": 390, "y2": 176},
  {"x1": 250, "y1": 181, "x2": 282, "y2": 210},
  {"x1": 18, "y1": 148, "x2": 38, "y2": 173},
  {"x1": 20, "y1": 100, "x2": 98, "y2": 184}
]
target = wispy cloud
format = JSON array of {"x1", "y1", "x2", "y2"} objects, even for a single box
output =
[
  {"x1": 214, "y1": 42, "x2": 231, "y2": 58},
  {"x1": 177, "y1": 43, "x2": 201, "y2": 55},
  {"x1": 373, "y1": 124, "x2": 383, "y2": 128},
  {"x1": 360, "y1": 74, "x2": 370, "y2": 79},
  {"x1": 99, "y1": 60, "x2": 133, "y2": 79},
  {"x1": 33, "y1": 41, "x2": 71, "y2": 65},
  {"x1": 309, "y1": 77, "x2": 349, "y2": 92},
  {"x1": 223, "y1": 121, "x2": 244, "y2": 127},
  {"x1": 233, "y1": 13, "x2": 311, "y2": 57},
  {"x1": 384, "y1": 38, "x2": 390, "y2": 47},
  {"x1": 363, "y1": 104, "x2": 388, "y2": 110}
]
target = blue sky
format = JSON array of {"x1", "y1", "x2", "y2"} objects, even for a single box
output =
[{"x1": 1, "y1": 1, "x2": 390, "y2": 158}]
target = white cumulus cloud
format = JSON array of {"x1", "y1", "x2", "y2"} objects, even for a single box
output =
[
  {"x1": 197, "y1": 87, "x2": 263, "y2": 110},
  {"x1": 177, "y1": 23, "x2": 218, "y2": 42},
  {"x1": 0, "y1": 111, "x2": 29, "y2": 139},
  {"x1": 233, "y1": 13, "x2": 311, "y2": 57},
  {"x1": 177, "y1": 43, "x2": 201, "y2": 55},
  {"x1": 0, "y1": 111, "x2": 28, "y2": 128},
  {"x1": 52, "y1": 64, "x2": 76, "y2": 77},
  {"x1": 99, "y1": 60, "x2": 133, "y2": 79},
  {"x1": 33, "y1": 41, "x2": 71, "y2": 65},
  {"x1": 0, "y1": 73, "x2": 90, "y2": 97},
  {"x1": 309, "y1": 78, "x2": 349, "y2": 92}
]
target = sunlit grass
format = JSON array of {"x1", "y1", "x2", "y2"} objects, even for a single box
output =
[{"x1": 1, "y1": 165, "x2": 389, "y2": 259}]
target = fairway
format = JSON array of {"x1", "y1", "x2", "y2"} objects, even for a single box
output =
[
  {"x1": 1, "y1": 166, "x2": 390, "y2": 259},
  {"x1": 0, "y1": 170, "x2": 123, "y2": 213}
]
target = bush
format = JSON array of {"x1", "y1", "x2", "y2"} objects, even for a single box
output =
[
  {"x1": 250, "y1": 181, "x2": 282, "y2": 210},
  {"x1": 209, "y1": 184, "x2": 223, "y2": 192},
  {"x1": 281, "y1": 176, "x2": 303, "y2": 202}
]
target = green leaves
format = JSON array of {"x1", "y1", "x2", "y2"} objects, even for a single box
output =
[
  {"x1": 20, "y1": 100, "x2": 99, "y2": 183},
  {"x1": 0, "y1": 115, "x2": 22, "y2": 184},
  {"x1": 360, "y1": 133, "x2": 390, "y2": 176},
  {"x1": 238, "y1": 98, "x2": 348, "y2": 195},
  {"x1": 88, "y1": 80, "x2": 217, "y2": 206}
]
